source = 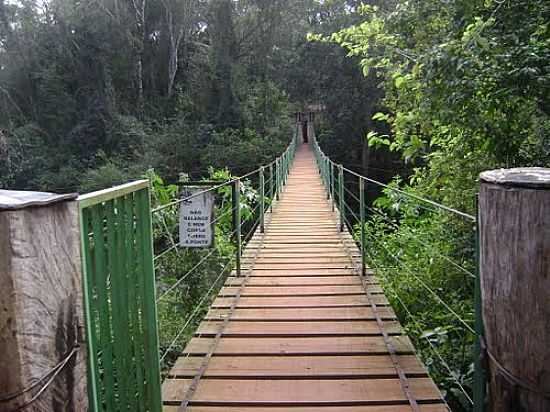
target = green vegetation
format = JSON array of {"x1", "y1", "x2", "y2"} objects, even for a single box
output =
[
  {"x1": 322, "y1": 0, "x2": 549, "y2": 207},
  {"x1": 149, "y1": 168, "x2": 255, "y2": 371},
  {"x1": 355, "y1": 188, "x2": 477, "y2": 410},
  {"x1": 0, "y1": 0, "x2": 378, "y2": 193}
]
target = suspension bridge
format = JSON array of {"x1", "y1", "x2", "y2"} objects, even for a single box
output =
[
  {"x1": 4, "y1": 118, "x2": 548, "y2": 412},
  {"x1": 159, "y1": 139, "x2": 447, "y2": 410}
]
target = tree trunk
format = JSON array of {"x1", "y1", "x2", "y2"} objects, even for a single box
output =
[
  {"x1": 165, "y1": 0, "x2": 196, "y2": 98},
  {"x1": 479, "y1": 168, "x2": 550, "y2": 412},
  {"x1": 135, "y1": 50, "x2": 144, "y2": 113},
  {"x1": 361, "y1": 136, "x2": 371, "y2": 177},
  {"x1": 129, "y1": 0, "x2": 145, "y2": 115},
  {"x1": 167, "y1": 30, "x2": 179, "y2": 98},
  {"x1": 0, "y1": 192, "x2": 87, "y2": 411}
]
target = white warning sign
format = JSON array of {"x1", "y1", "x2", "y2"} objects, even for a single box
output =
[{"x1": 179, "y1": 188, "x2": 215, "y2": 248}]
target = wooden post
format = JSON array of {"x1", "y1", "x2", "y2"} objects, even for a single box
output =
[
  {"x1": 479, "y1": 168, "x2": 550, "y2": 412},
  {"x1": 0, "y1": 190, "x2": 87, "y2": 411}
]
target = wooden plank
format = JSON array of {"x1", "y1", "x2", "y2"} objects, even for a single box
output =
[
  {"x1": 266, "y1": 225, "x2": 340, "y2": 229},
  {"x1": 212, "y1": 295, "x2": 390, "y2": 308},
  {"x1": 251, "y1": 258, "x2": 353, "y2": 265},
  {"x1": 250, "y1": 242, "x2": 341, "y2": 247},
  {"x1": 265, "y1": 226, "x2": 337, "y2": 231},
  {"x1": 260, "y1": 234, "x2": 341, "y2": 238},
  {"x1": 250, "y1": 256, "x2": 360, "y2": 262},
  {"x1": 250, "y1": 268, "x2": 363, "y2": 276},
  {"x1": 249, "y1": 238, "x2": 348, "y2": 249},
  {"x1": 245, "y1": 252, "x2": 351, "y2": 257},
  {"x1": 241, "y1": 276, "x2": 363, "y2": 286},
  {"x1": 183, "y1": 336, "x2": 415, "y2": 355},
  {"x1": 270, "y1": 215, "x2": 335, "y2": 218},
  {"x1": 268, "y1": 220, "x2": 336, "y2": 224},
  {"x1": 253, "y1": 263, "x2": 355, "y2": 269},
  {"x1": 206, "y1": 307, "x2": 397, "y2": 321},
  {"x1": 196, "y1": 320, "x2": 402, "y2": 336},
  {"x1": 162, "y1": 377, "x2": 442, "y2": 405},
  {"x1": 220, "y1": 285, "x2": 366, "y2": 297},
  {"x1": 168, "y1": 355, "x2": 427, "y2": 378},
  {"x1": 223, "y1": 276, "x2": 378, "y2": 287},
  {"x1": 251, "y1": 244, "x2": 346, "y2": 249},
  {"x1": 263, "y1": 234, "x2": 342, "y2": 238},
  {"x1": 169, "y1": 406, "x2": 450, "y2": 412},
  {"x1": 267, "y1": 222, "x2": 336, "y2": 225},
  {"x1": 275, "y1": 201, "x2": 329, "y2": 204},
  {"x1": 225, "y1": 286, "x2": 378, "y2": 296}
]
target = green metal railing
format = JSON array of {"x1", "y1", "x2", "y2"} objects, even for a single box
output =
[
  {"x1": 79, "y1": 181, "x2": 162, "y2": 412},
  {"x1": 152, "y1": 128, "x2": 298, "y2": 381},
  {"x1": 312, "y1": 131, "x2": 486, "y2": 412}
]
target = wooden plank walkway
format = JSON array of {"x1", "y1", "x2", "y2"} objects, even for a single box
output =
[{"x1": 162, "y1": 143, "x2": 448, "y2": 412}]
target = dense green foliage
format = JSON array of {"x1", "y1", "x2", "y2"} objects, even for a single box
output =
[
  {"x1": 354, "y1": 187, "x2": 477, "y2": 410},
  {"x1": 0, "y1": 0, "x2": 380, "y2": 193},
  {"x1": 325, "y1": 0, "x2": 549, "y2": 209},
  {"x1": 318, "y1": 1, "x2": 549, "y2": 410}
]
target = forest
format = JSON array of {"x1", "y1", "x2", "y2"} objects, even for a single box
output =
[
  {"x1": 0, "y1": 0, "x2": 386, "y2": 193},
  {"x1": 1, "y1": 0, "x2": 548, "y2": 411}
]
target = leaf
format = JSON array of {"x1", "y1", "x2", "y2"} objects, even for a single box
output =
[
  {"x1": 394, "y1": 75, "x2": 406, "y2": 89},
  {"x1": 372, "y1": 112, "x2": 389, "y2": 122},
  {"x1": 367, "y1": 131, "x2": 391, "y2": 148}
]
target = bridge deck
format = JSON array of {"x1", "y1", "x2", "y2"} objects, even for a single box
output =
[{"x1": 162, "y1": 143, "x2": 448, "y2": 411}]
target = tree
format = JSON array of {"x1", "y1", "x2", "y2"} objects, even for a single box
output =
[
  {"x1": 160, "y1": 0, "x2": 203, "y2": 97},
  {"x1": 127, "y1": 0, "x2": 147, "y2": 113},
  {"x1": 327, "y1": 0, "x2": 550, "y2": 207},
  {"x1": 208, "y1": 0, "x2": 241, "y2": 128}
]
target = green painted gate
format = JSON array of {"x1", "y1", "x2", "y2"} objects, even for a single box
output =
[{"x1": 79, "y1": 180, "x2": 162, "y2": 412}]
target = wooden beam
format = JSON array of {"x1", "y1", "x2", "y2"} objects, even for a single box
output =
[{"x1": 479, "y1": 168, "x2": 550, "y2": 411}]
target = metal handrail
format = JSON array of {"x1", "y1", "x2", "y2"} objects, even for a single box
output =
[{"x1": 78, "y1": 180, "x2": 149, "y2": 208}]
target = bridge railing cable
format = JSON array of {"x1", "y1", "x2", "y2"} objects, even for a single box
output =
[
  {"x1": 312, "y1": 130, "x2": 484, "y2": 411},
  {"x1": 151, "y1": 128, "x2": 298, "y2": 376}
]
